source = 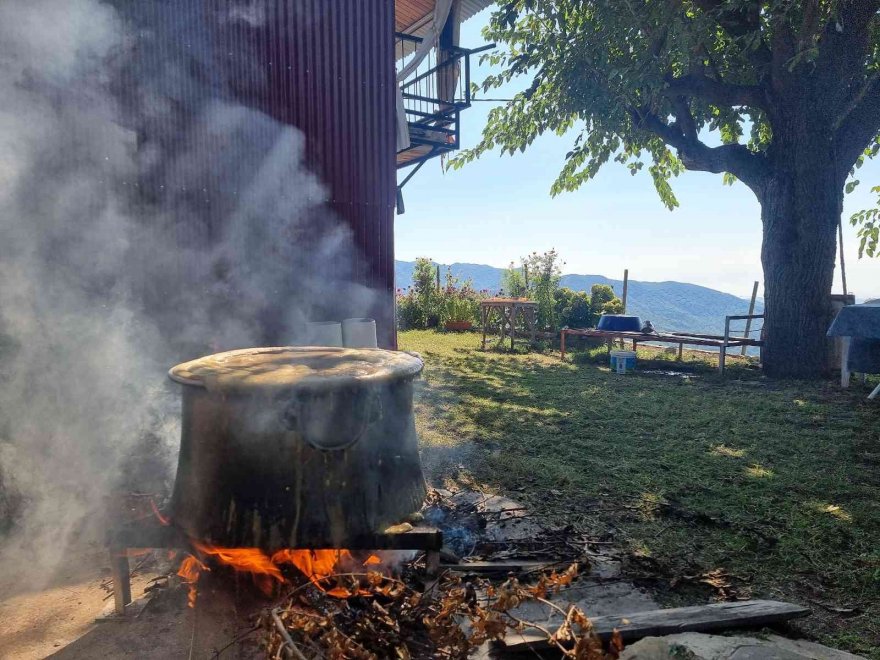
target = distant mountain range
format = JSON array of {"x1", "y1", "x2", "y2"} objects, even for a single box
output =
[{"x1": 395, "y1": 260, "x2": 763, "y2": 336}]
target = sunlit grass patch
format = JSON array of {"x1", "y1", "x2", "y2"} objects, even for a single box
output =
[
  {"x1": 813, "y1": 502, "x2": 854, "y2": 523},
  {"x1": 400, "y1": 330, "x2": 880, "y2": 656},
  {"x1": 711, "y1": 444, "x2": 746, "y2": 458},
  {"x1": 745, "y1": 464, "x2": 774, "y2": 478},
  {"x1": 636, "y1": 492, "x2": 666, "y2": 520}
]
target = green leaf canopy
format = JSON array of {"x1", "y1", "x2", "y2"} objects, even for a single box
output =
[{"x1": 453, "y1": 0, "x2": 880, "y2": 212}]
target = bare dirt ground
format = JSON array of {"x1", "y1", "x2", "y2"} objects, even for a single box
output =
[
  {"x1": 0, "y1": 545, "x2": 159, "y2": 659},
  {"x1": 0, "y1": 545, "x2": 263, "y2": 659}
]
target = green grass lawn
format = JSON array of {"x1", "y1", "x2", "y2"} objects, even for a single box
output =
[{"x1": 400, "y1": 330, "x2": 880, "y2": 657}]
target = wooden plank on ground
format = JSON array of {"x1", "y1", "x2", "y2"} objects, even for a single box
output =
[
  {"x1": 501, "y1": 600, "x2": 810, "y2": 652},
  {"x1": 441, "y1": 561, "x2": 555, "y2": 574}
]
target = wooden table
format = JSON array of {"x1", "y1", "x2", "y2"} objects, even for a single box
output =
[
  {"x1": 480, "y1": 298, "x2": 538, "y2": 350},
  {"x1": 560, "y1": 320, "x2": 764, "y2": 374}
]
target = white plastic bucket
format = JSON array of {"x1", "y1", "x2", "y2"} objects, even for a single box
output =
[
  {"x1": 342, "y1": 318, "x2": 378, "y2": 348},
  {"x1": 610, "y1": 350, "x2": 636, "y2": 374},
  {"x1": 305, "y1": 321, "x2": 343, "y2": 347}
]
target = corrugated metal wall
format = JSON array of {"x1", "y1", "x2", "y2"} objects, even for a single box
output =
[
  {"x1": 263, "y1": 0, "x2": 397, "y2": 348},
  {"x1": 126, "y1": 0, "x2": 397, "y2": 350}
]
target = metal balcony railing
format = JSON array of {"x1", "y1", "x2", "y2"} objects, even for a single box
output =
[{"x1": 395, "y1": 32, "x2": 493, "y2": 173}]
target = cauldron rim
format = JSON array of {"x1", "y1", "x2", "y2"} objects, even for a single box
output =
[{"x1": 168, "y1": 346, "x2": 423, "y2": 394}]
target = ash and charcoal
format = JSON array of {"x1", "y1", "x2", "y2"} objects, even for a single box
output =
[
  {"x1": 71, "y1": 488, "x2": 658, "y2": 659},
  {"x1": 424, "y1": 488, "x2": 593, "y2": 560}
]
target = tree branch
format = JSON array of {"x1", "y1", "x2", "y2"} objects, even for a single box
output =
[
  {"x1": 691, "y1": 0, "x2": 772, "y2": 69},
  {"x1": 834, "y1": 70, "x2": 880, "y2": 132},
  {"x1": 664, "y1": 74, "x2": 765, "y2": 109},
  {"x1": 691, "y1": 0, "x2": 760, "y2": 38},
  {"x1": 835, "y1": 74, "x2": 880, "y2": 170},
  {"x1": 671, "y1": 97, "x2": 697, "y2": 141},
  {"x1": 631, "y1": 107, "x2": 768, "y2": 192},
  {"x1": 797, "y1": 0, "x2": 821, "y2": 50}
]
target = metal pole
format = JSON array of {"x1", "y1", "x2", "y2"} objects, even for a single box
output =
[
  {"x1": 741, "y1": 281, "x2": 759, "y2": 356},
  {"x1": 839, "y1": 219, "x2": 848, "y2": 296},
  {"x1": 622, "y1": 269, "x2": 629, "y2": 313}
]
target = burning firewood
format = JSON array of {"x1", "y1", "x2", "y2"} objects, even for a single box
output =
[{"x1": 262, "y1": 562, "x2": 624, "y2": 660}]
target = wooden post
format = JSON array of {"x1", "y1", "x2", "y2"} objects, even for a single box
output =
[
  {"x1": 621, "y1": 269, "x2": 629, "y2": 313},
  {"x1": 510, "y1": 303, "x2": 517, "y2": 351},
  {"x1": 111, "y1": 548, "x2": 132, "y2": 615},
  {"x1": 740, "y1": 281, "x2": 759, "y2": 356},
  {"x1": 719, "y1": 316, "x2": 731, "y2": 375},
  {"x1": 480, "y1": 304, "x2": 488, "y2": 350},
  {"x1": 561, "y1": 329, "x2": 567, "y2": 359},
  {"x1": 840, "y1": 336, "x2": 851, "y2": 388}
]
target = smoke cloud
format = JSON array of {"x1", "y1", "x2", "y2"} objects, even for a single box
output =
[{"x1": 0, "y1": 0, "x2": 376, "y2": 587}]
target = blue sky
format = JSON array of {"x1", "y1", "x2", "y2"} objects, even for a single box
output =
[{"x1": 395, "y1": 11, "x2": 879, "y2": 300}]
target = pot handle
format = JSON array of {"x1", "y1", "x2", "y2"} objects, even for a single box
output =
[{"x1": 289, "y1": 389, "x2": 379, "y2": 451}]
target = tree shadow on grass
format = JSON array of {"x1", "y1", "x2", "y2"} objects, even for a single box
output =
[{"x1": 404, "y1": 332, "x2": 880, "y2": 653}]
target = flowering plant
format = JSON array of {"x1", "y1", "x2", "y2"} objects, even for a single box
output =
[{"x1": 443, "y1": 289, "x2": 480, "y2": 324}]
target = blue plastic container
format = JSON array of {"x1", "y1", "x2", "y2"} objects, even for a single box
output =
[
  {"x1": 597, "y1": 315, "x2": 641, "y2": 332},
  {"x1": 610, "y1": 350, "x2": 637, "y2": 373}
]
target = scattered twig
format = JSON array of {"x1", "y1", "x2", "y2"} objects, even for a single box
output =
[{"x1": 270, "y1": 610, "x2": 308, "y2": 660}]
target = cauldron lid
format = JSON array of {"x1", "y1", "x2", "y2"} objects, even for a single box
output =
[{"x1": 168, "y1": 347, "x2": 423, "y2": 393}]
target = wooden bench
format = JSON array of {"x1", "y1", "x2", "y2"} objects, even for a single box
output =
[{"x1": 560, "y1": 315, "x2": 764, "y2": 374}]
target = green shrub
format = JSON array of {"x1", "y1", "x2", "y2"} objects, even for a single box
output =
[
  {"x1": 440, "y1": 271, "x2": 483, "y2": 325},
  {"x1": 501, "y1": 250, "x2": 563, "y2": 330},
  {"x1": 398, "y1": 263, "x2": 485, "y2": 330},
  {"x1": 398, "y1": 257, "x2": 442, "y2": 329},
  {"x1": 396, "y1": 289, "x2": 424, "y2": 330},
  {"x1": 555, "y1": 287, "x2": 592, "y2": 328},
  {"x1": 501, "y1": 263, "x2": 527, "y2": 297},
  {"x1": 526, "y1": 249, "x2": 563, "y2": 331},
  {"x1": 442, "y1": 292, "x2": 479, "y2": 324},
  {"x1": 589, "y1": 284, "x2": 623, "y2": 324}
]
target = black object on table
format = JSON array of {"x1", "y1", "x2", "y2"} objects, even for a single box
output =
[{"x1": 597, "y1": 314, "x2": 642, "y2": 332}]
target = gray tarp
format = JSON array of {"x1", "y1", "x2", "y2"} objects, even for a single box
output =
[
  {"x1": 827, "y1": 303, "x2": 880, "y2": 338},
  {"x1": 827, "y1": 303, "x2": 880, "y2": 373}
]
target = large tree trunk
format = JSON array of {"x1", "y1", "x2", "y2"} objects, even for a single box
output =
[{"x1": 759, "y1": 133, "x2": 842, "y2": 378}]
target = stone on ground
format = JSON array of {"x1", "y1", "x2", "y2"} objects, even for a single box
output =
[{"x1": 620, "y1": 633, "x2": 866, "y2": 660}]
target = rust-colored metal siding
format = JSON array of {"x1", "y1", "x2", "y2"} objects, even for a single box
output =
[
  {"x1": 264, "y1": 0, "x2": 398, "y2": 348},
  {"x1": 129, "y1": 0, "x2": 397, "y2": 350}
]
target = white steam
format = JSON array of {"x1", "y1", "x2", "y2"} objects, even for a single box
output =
[{"x1": 0, "y1": 0, "x2": 376, "y2": 587}]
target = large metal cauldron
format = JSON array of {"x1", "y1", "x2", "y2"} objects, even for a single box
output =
[{"x1": 168, "y1": 347, "x2": 427, "y2": 550}]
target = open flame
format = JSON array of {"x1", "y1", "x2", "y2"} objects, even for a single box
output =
[
  {"x1": 177, "y1": 554, "x2": 207, "y2": 608},
  {"x1": 177, "y1": 543, "x2": 383, "y2": 606}
]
